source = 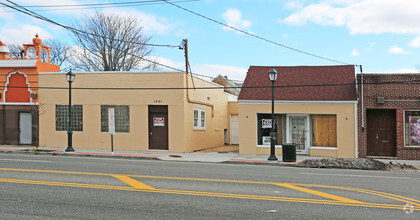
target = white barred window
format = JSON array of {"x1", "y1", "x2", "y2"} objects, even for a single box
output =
[{"x1": 193, "y1": 109, "x2": 206, "y2": 129}]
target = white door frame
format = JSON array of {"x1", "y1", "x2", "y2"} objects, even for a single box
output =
[
  {"x1": 286, "y1": 114, "x2": 310, "y2": 155},
  {"x1": 19, "y1": 112, "x2": 32, "y2": 145}
]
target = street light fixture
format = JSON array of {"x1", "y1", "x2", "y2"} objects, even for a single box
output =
[
  {"x1": 267, "y1": 68, "x2": 278, "y2": 161},
  {"x1": 65, "y1": 70, "x2": 75, "y2": 152}
]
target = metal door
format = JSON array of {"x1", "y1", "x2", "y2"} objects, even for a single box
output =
[
  {"x1": 148, "y1": 105, "x2": 168, "y2": 150},
  {"x1": 19, "y1": 112, "x2": 32, "y2": 145},
  {"x1": 367, "y1": 109, "x2": 396, "y2": 157},
  {"x1": 290, "y1": 116, "x2": 307, "y2": 154}
]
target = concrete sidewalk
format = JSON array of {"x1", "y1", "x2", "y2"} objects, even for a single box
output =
[{"x1": 0, "y1": 145, "x2": 419, "y2": 167}]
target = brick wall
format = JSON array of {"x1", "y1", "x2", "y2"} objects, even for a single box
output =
[{"x1": 357, "y1": 74, "x2": 420, "y2": 160}]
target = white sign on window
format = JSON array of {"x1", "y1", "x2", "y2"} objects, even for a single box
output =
[
  {"x1": 108, "y1": 108, "x2": 115, "y2": 135},
  {"x1": 262, "y1": 119, "x2": 272, "y2": 128},
  {"x1": 153, "y1": 117, "x2": 165, "y2": 126},
  {"x1": 262, "y1": 136, "x2": 271, "y2": 145}
]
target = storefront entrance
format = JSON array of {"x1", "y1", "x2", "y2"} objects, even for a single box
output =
[
  {"x1": 288, "y1": 116, "x2": 308, "y2": 155},
  {"x1": 367, "y1": 109, "x2": 396, "y2": 157},
  {"x1": 148, "y1": 105, "x2": 168, "y2": 150}
]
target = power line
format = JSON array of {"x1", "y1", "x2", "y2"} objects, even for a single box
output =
[
  {"x1": 1, "y1": 1, "x2": 179, "y2": 48},
  {"x1": 163, "y1": 0, "x2": 353, "y2": 65},
  {"x1": 2, "y1": 1, "x2": 235, "y2": 81},
  {"x1": 1, "y1": 0, "x2": 199, "y2": 8},
  {"x1": 2, "y1": 78, "x2": 420, "y2": 90},
  {"x1": 0, "y1": 0, "x2": 200, "y2": 12}
]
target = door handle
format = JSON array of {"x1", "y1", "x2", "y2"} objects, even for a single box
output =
[
  {"x1": 150, "y1": 132, "x2": 152, "y2": 135},
  {"x1": 375, "y1": 134, "x2": 379, "y2": 144},
  {"x1": 382, "y1": 140, "x2": 390, "y2": 143}
]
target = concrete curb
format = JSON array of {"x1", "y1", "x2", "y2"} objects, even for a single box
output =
[
  {"x1": 0, "y1": 149, "x2": 300, "y2": 167},
  {"x1": 0, "y1": 149, "x2": 160, "y2": 161}
]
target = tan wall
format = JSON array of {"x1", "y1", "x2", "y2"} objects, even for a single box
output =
[
  {"x1": 39, "y1": 72, "x2": 230, "y2": 152},
  {"x1": 182, "y1": 75, "x2": 230, "y2": 152},
  {"x1": 238, "y1": 102, "x2": 356, "y2": 158},
  {"x1": 39, "y1": 72, "x2": 186, "y2": 151}
]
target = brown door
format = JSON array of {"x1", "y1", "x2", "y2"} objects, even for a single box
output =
[
  {"x1": 367, "y1": 109, "x2": 396, "y2": 157},
  {"x1": 148, "y1": 105, "x2": 168, "y2": 150}
]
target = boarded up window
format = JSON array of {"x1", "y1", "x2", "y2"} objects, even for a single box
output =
[{"x1": 312, "y1": 115, "x2": 337, "y2": 147}]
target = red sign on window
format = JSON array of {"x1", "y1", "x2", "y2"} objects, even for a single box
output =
[
  {"x1": 153, "y1": 117, "x2": 165, "y2": 127},
  {"x1": 262, "y1": 119, "x2": 272, "y2": 128}
]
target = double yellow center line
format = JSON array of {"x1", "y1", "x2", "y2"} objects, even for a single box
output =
[{"x1": 0, "y1": 168, "x2": 419, "y2": 211}]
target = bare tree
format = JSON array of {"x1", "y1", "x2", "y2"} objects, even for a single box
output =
[
  {"x1": 70, "y1": 11, "x2": 157, "y2": 71},
  {"x1": 6, "y1": 42, "x2": 24, "y2": 59},
  {"x1": 43, "y1": 39, "x2": 72, "y2": 67}
]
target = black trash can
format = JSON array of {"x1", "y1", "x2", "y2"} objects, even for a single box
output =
[{"x1": 282, "y1": 143, "x2": 296, "y2": 162}]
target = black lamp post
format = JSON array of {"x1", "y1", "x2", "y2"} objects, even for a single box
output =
[
  {"x1": 65, "y1": 70, "x2": 75, "y2": 152},
  {"x1": 267, "y1": 68, "x2": 278, "y2": 161}
]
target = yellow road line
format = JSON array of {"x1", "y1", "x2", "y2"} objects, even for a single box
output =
[
  {"x1": 277, "y1": 183, "x2": 363, "y2": 204},
  {"x1": 112, "y1": 175, "x2": 155, "y2": 189},
  {"x1": 295, "y1": 183, "x2": 420, "y2": 207},
  {"x1": 1, "y1": 168, "x2": 419, "y2": 208},
  {"x1": 0, "y1": 168, "x2": 278, "y2": 185},
  {"x1": 0, "y1": 177, "x2": 418, "y2": 211}
]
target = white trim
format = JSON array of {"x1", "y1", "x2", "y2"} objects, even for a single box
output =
[
  {"x1": 0, "y1": 46, "x2": 10, "y2": 53},
  {"x1": 310, "y1": 146, "x2": 337, "y2": 150},
  {"x1": 238, "y1": 100, "x2": 357, "y2": 105},
  {"x1": 309, "y1": 146, "x2": 338, "y2": 150},
  {"x1": 403, "y1": 109, "x2": 420, "y2": 147},
  {"x1": 257, "y1": 145, "x2": 282, "y2": 148},
  {"x1": 0, "y1": 60, "x2": 37, "y2": 67},
  {"x1": 26, "y1": 47, "x2": 37, "y2": 59},
  {"x1": 354, "y1": 103, "x2": 358, "y2": 158},
  {"x1": 0, "y1": 103, "x2": 38, "y2": 106},
  {"x1": 3, "y1": 71, "x2": 33, "y2": 104},
  {"x1": 193, "y1": 108, "x2": 206, "y2": 130},
  {"x1": 287, "y1": 114, "x2": 310, "y2": 155}
]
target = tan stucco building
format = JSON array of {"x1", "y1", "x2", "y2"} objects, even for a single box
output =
[
  {"x1": 238, "y1": 65, "x2": 358, "y2": 158},
  {"x1": 38, "y1": 71, "x2": 235, "y2": 152}
]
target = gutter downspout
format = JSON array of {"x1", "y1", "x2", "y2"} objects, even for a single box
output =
[
  {"x1": 354, "y1": 102, "x2": 358, "y2": 158},
  {"x1": 360, "y1": 65, "x2": 364, "y2": 130},
  {"x1": 182, "y1": 39, "x2": 214, "y2": 117}
]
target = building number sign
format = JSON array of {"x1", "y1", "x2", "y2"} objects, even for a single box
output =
[{"x1": 153, "y1": 117, "x2": 165, "y2": 126}]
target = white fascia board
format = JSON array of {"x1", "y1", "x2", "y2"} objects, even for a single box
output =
[
  {"x1": 238, "y1": 100, "x2": 358, "y2": 104},
  {"x1": 0, "y1": 59, "x2": 37, "y2": 67}
]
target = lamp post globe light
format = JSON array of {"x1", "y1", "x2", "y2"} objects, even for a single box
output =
[
  {"x1": 65, "y1": 70, "x2": 75, "y2": 152},
  {"x1": 267, "y1": 68, "x2": 278, "y2": 161}
]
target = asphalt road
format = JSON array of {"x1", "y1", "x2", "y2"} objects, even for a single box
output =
[{"x1": 0, "y1": 153, "x2": 419, "y2": 219}]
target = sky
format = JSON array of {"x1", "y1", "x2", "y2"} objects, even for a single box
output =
[{"x1": 1, "y1": 0, "x2": 420, "y2": 81}]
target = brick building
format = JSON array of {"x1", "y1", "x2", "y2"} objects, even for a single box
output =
[{"x1": 357, "y1": 73, "x2": 420, "y2": 160}]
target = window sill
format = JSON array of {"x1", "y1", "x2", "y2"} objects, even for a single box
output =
[
  {"x1": 403, "y1": 146, "x2": 420, "y2": 148},
  {"x1": 310, "y1": 146, "x2": 337, "y2": 150},
  {"x1": 257, "y1": 145, "x2": 282, "y2": 148}
]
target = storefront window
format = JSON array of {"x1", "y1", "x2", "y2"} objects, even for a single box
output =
[
  {"x1": 405, "y1": 111, "x2": 420, "y2": 146},
  {"x1": 311, "y1": 115, "x2": 337, "y2": 147},
  {"x1": 257, "y1": 114, "x2": 283, "y2": 145}
]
